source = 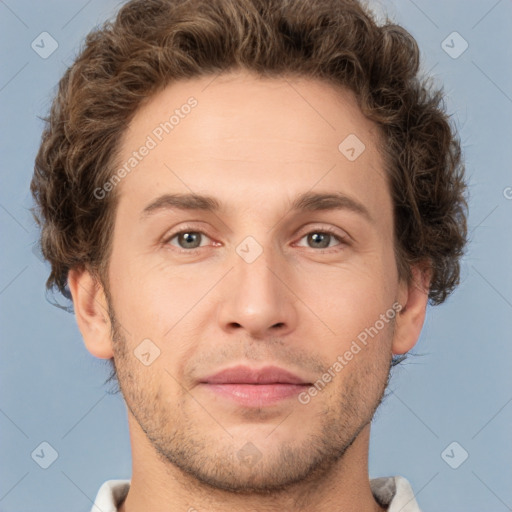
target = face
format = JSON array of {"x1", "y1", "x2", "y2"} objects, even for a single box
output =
[{"x1": 94, "y1": 70, "x2": 410, "y2": 492}]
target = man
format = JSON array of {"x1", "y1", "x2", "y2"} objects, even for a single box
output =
[{"x1": 31, "y1": 0, "x2": 467, "y2": 510}]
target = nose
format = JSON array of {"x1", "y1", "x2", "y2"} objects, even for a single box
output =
[{"x1": 216, "y1": 243, "x2": 298, "y2": 339}]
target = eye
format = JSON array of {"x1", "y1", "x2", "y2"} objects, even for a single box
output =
[
  {"x1": 166, "y1": 230, "x2": 211, "y2": 250},
  {"x1": 163, "y1": 226, "x2": 348, "y2": 253},
  {"x1": 295, "y1": 229, "x2": 346, "y2": 250}
]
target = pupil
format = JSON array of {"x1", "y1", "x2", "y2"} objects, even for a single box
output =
[
  {"x1": 180, "y1": 232, "x2": 200, "y2": 248},
  {"x1": 309, "y1": 233, "x2": 329, "y2": 248}
]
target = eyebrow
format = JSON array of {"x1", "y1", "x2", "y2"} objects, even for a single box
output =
[{"x1": 141, "y1": 191, "x2": 373, "y2": 223}]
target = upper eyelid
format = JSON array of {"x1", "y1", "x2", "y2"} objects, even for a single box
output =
[
  {"x1": 293, "y1": 229, "x2": 347, "y2": 249},
  {"x1": 164, "y1": 228, "x2": 213, "y2": 246},
  {"x1": 165, "y1": 223, "x2": 347, "y2": 237}
]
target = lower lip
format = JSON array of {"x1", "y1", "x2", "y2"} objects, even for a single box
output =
[{"x1": 201, "y1": 383, "x2": 308, "y2": 407}]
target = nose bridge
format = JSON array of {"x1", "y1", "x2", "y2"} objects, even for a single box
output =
[
  {"x1": 236, "y1": 237, "x2": 279, "y2": 301},
  {"x1": 216, "y1": 233, "x2": 298, "y2": 337}
]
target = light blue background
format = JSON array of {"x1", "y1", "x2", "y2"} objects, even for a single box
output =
[{"x1": 1, "y1": 1, "x2": 511, "y2": 510}]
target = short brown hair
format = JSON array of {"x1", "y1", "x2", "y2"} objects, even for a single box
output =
[{"x1": 31, "y1": 0, "x2": 468, "y2": 307}]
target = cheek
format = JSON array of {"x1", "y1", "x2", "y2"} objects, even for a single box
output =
[
  {"x1": 110, "y1": 258, "x2": 213, "y2": 341},
  {"x1": 301, "y1": 259, "x2": 394, "y2": 330}
]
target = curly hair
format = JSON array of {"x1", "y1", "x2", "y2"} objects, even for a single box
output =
[{"x1": 31, "y1": 0, "x2": 468, "y2": 307}]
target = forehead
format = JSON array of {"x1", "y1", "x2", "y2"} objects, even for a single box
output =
[
  {"x1": 124, "y1": 70, "x2": 383, "y2": 154},
  {"x1": 114, "y1": 70, "x2": 390, "y2": 222}
]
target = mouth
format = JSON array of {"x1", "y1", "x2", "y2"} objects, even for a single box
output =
[{"x1": 198, "y1": 365, "x2": 312, "y2": 407}]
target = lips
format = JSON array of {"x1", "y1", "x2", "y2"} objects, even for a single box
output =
[
  {"x1": 200, "y1": 365, "x2": 311, "y2": 385},
  {"x1": 198, "y1": 365, "x2": 312, "y2": 407}
]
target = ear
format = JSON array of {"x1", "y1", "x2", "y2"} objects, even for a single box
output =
[
  {"x1": 68, "y1": 267, "x2": 114, "y2": 359},
  {"x1": 392, "y1": 262, "x2": 432, "y2": 355}
]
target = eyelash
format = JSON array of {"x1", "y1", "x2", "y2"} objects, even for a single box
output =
[{"x1": 163, "y1": 225, "x2": 349, "y2": 254}]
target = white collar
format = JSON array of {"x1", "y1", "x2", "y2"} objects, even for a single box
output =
[{"x1": 91, "y1": 475, "x2": 422, "y2": 511}]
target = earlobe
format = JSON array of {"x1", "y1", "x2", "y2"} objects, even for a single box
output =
[
  {"x1": 392, "y1": 263, "x2": 432, "y2": 355},
  {"x1": 68, "y1": 267, "x2": 114, "y2": 359}
]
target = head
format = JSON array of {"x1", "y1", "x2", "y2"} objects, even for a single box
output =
[{"x1": 31, "y1": 0, "x2": 467, "y2": 493}]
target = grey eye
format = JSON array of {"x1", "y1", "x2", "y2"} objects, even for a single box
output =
[
  {"x1": 173, "y1": 232, "x2": 204, "y2": 249},
  {"x1": 307, "y1": 232, "x2": 333, "y2": 249}
]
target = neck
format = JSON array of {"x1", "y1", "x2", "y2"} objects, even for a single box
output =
[{"x1": 119, "y1": 416, "x2": 385, "y2": 512}]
